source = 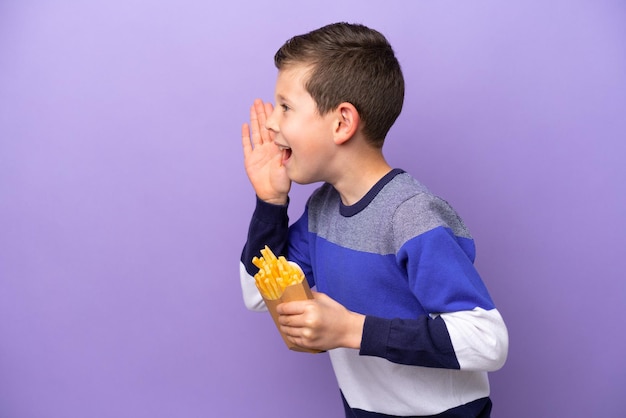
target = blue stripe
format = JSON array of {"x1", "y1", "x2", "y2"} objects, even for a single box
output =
[
  {"x1": 308, "y1": 235, "x2": 426, "y2": 318},
  {"x1": 399, "y1": 226, "x2": 495, "y2": 313},
  {"x1": 300, "y1": 226, "x2": 494, "y2": 318}
]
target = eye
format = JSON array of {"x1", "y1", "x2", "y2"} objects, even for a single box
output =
[{"x1": 280, "y1": 103, "x2": 290, "y2": 112}]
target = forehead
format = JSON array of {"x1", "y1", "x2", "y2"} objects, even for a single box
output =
[{"x1": 274, "y1": 64, "x2": 312, "y2": 98}]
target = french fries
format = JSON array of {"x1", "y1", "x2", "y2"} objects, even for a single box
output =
[
  {"x1": 251, "y1": 245, "x2": 320, "y2": 353},
  {"x1": 252, "y1": 246, "x2": 304, "y2": 300}
]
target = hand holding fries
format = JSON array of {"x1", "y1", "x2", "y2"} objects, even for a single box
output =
[
  {"x1": 250, "y1": 245, "x2": 364, "y2": 353},
  {"x1": 251, "y1": 246, "x2": 321, "y2": 353},
  {"x1": 276, "y1": 291, "x2": 365, "y2": 352}
]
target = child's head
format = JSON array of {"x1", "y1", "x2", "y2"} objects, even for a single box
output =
[{"x1": 274, "y1": 22, "x2": 404, "y2": 148}]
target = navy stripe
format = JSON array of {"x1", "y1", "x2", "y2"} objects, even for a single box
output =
[
  {"x1": 240, "y1": 196, "x2": 289, "y2": 275},
  {"x1": 360, "y1": 315, "x2": 460, "y2": 369},
  {"x1": 341, "y1": 391, "x2": 493, "y2": 417},
  {"x1": 340, "y1": 168, "x2": 404, "y2": 217}
]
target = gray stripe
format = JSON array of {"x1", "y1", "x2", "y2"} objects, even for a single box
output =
[{"x1": 307, "y1": 173, "x2": 472, "y2": 255}]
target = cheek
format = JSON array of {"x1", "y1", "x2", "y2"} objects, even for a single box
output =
[
  {"x1": 283, "y1": 118, "x2": 330, "y2": 156},
  {"x1": 279, "y1": 119, "x2": 295, "y2": 139}
]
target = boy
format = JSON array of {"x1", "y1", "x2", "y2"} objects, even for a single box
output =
[{"x1": 239, "y1": 22, "x2": 508, "y2": 417}]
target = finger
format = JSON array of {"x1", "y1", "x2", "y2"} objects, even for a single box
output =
[
  {"x1": 241, "y1": 123, "x2": 252, "y2": 155},
  {"x1": 281, "y1": 324, "x2": 315, "y2": 347},
  {"x1": 280, "y1": 325, "x2": 302, "y2": 342},
  {"x1": 276, "y1": 301, "x2": 306, "y2": 316},
  {"x1": 254, "y1": 99, "x2": 271, "y2": 143},
  {"x1": 263, "y1": 102, "x2": 276, "y2": 142},
  {"x1": 264, "y1": 102, "x2": 274, "y2": 118},
  {"x1": 249, "y1": 102, "x2": 263, "y2": 146}
]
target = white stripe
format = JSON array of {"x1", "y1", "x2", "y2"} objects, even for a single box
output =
[
  {"x1": 329, "y1": 348, "x2": 490, "y2": 415},
  {"x1": 441, "y1": 308, "x2": 509, "y2": 371},
  {"x1": 239, "y1": 262, "x2": 267, "y2": 311}
]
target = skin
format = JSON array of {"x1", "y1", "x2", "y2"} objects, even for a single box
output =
[{"x1": 241, "y1": 64, "x2": 393, "y2": 352}]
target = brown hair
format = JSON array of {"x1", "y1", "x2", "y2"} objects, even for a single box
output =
[{"x1": 274, "y1": 22, "x2": 404, "y2": 148}]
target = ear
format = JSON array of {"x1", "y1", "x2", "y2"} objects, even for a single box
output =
[{"x1": 333, "y1": 102, "x2": 360, "y2": 145}]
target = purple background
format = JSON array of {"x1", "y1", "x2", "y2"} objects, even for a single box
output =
[{"x1": 1, "y1": 1, "x2": 625, "y2": 417}]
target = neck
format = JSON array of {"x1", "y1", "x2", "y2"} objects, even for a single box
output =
[{"x1": 330, "y1": 148, "x2": 392, "y2": 206}]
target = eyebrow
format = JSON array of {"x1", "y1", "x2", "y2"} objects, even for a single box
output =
[{"x1": 275, "y1": 94, "x2": 293, "y2": 106}]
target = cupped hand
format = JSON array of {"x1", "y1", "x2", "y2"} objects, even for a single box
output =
[
  {"x1": 276, "y1": 291, "x2": 366, "y2": 352},
  {"x1": 241, "y1": 99, "x2": 291, "y2": 205}
]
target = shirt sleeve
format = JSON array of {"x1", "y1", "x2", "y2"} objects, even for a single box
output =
[
  {"x1": 360, "y1": 204, "x2": 508, "y2": 372},
  {"x1": 239, "y1": 197, "x2": 290, "y2": 311},
  {"x1": 360, "y1": 308, "x2": 508, "y2": 371}
]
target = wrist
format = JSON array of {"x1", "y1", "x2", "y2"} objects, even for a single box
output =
[
  {"x1": 344, "y1": 312, "x2": 365, "y2": 349},
  {"x1": 265, "y1": 197, "x2": 288, "y2": 206},
  {"x1": 256, "y1": 194, "x2": 288, "y2": 206},
  {"x1": 257, "y1": 194, "x2": 288, "y2": 206}
]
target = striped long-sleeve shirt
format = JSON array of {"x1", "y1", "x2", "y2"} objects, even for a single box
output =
[{"x1": 239, "y1": 169, "x2": 508, "y2": 417}]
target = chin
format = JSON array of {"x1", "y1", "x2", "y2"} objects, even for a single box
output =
[
  {"x1": 292, "y1": 176, "x2": 324, "y2": 186},
  {"x1": 287, "y1": 171, "x2": 314, "y2": 185},
  {"x1": 287, "y1": 166, "x2": 326, "y2": 186}
]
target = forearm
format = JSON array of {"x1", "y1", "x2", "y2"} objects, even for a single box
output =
[
  {"x1": 241, "y1": 196, "x2": 290, "y2": 273},
  {"x1": 240, "y1": 197, "x2": 290, "y2": 310}
]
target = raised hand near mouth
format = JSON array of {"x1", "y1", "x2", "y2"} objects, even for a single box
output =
[{"x1": 241, "y1": 99, "x2": 291, "y2": 205}]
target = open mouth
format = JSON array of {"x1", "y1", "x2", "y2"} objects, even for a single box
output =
[{"x1": 277, "y1": 144, "x2": 292, "y2": 165}]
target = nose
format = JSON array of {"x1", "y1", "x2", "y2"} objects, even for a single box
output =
[{"x1": 265, "y1": 106, "x2": 279, "y2": 133}]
